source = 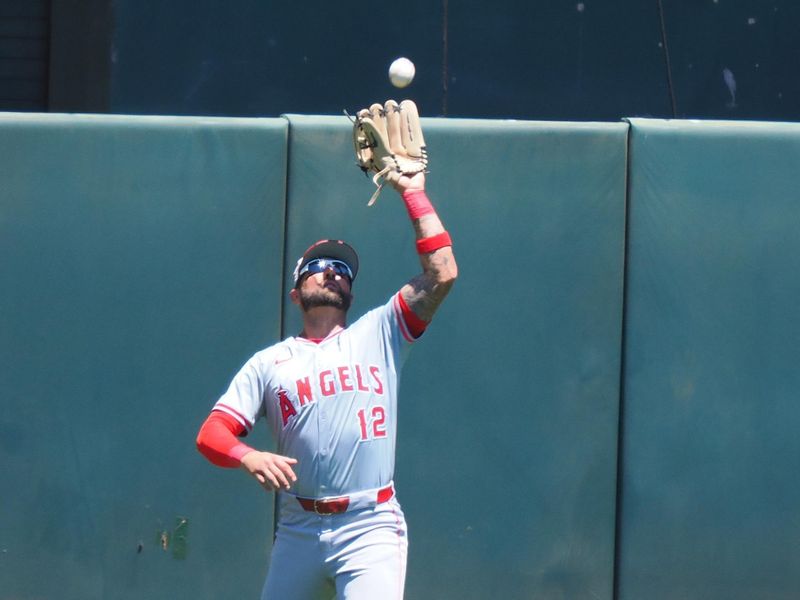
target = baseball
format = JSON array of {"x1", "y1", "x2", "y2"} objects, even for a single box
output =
[{"x1": 388, "y1": 57, "x2": 415, "y2": 88}]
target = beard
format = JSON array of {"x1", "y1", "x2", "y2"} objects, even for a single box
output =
[{"x1": 298, "y1": 285, "x2": 352, "y2": 312}]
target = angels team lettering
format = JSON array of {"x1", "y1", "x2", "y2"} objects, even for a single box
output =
[{"x1": 277, "y1": 363, "x2": 385, "y2": 426}]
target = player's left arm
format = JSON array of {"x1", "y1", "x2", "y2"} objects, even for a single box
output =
[{"x1": 393, "y1": 172, "x2": 458, "y2": 323}]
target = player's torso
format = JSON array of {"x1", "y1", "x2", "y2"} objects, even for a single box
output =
[{"x1": 262, "y1": 327, "x2": 398, "y2": 498}]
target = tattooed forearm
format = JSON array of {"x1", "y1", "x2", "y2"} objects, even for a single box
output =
[
  {"x1": 401, "y1": 247, "x2": 457, "y2": 322},
  {"x1": 396, "y1": 186, "x2": 458, "y2": 322}
]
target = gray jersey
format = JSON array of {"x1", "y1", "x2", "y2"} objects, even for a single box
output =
[{"x1": 213, "y1": 293, "x2": 416, "y2": 498}]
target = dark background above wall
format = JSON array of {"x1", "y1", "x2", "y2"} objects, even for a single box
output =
[{"x1": 2, "y1": 0, "x2": 798, "y2": 121}]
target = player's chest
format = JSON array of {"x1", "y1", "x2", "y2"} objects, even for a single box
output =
[{"x1": 265, "y1": 343, "x2": 387, "y2": 424}]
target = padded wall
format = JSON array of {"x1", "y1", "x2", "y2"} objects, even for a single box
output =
[
  {"x1": 9, "y1": 111, "x2": 796, "y2": 600},
  {"x1": 618, "y1": 119, "x2": 800, "y2": 599},
  {"x1": 283, "y1": 115, "x2": 628, "y2": 599},
  {"x1": 0, "y1": 113, "x2": 287, "y2": 599}
]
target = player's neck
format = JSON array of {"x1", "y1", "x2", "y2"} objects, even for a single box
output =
[{"x1": 299, "y1": 307, "x2": 347, "y2": 340}]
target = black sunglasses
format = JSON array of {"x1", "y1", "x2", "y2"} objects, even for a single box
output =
[{"x1": 297, "y1": 258, "x2": 354, "y2": 281}]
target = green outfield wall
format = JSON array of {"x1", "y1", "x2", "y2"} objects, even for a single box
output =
[
  {"x1": 281, "y1": 116, "x2": 628, "y2": 600},
  {"x1": 0, "y1": 113, "x2": 288, "y2": 599},
  {"x1": 1, "y1": 112, "x2": 798, "y2": 599},
  {"x1": 617, "y1": 119, "x2": 800, "y2": 600}
]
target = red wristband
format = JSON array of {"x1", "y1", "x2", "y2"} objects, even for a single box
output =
[
  {"x1": 402, "y1": 189, "x2": 436, "y2": 220},
  {"x1": 416, "y1": 231, "x2": 452, "y2": 254}
]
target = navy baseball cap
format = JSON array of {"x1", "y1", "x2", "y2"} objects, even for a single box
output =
[{"x1": 293, "y1": 239, "x2": 359, "y2": 285}]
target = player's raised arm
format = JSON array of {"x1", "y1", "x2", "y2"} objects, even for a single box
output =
[
  {"x1": 392, "y1": 172, "x2": 457, "y2": 322},
  {"x1": 352, "y1": 99, "x2": 457, "y2": 323}
]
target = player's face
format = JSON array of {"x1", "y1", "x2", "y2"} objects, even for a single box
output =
[{"x1": 294, "y1": 265, "x2": 353, "y2": 312}]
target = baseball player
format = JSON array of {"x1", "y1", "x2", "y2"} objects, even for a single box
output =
[{"x1": 196, "y1": 100, "x2": 457, "y2": 599}]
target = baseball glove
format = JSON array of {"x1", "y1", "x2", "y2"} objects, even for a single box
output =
[{"x1": 352, "y1": 99, "x2": 428, "y2": 206}]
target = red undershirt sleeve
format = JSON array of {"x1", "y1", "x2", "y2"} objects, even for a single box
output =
[
  {"x1": 196, "y1": 410, "x2": 255, "y2": 468},
  {"x1": 397, "y1": 292, "x2": 429, "y2": 338}
]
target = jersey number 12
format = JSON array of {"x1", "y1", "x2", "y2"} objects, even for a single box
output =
[{"x1": 357, "y1": 406, "x2": 387, "y2": 441}]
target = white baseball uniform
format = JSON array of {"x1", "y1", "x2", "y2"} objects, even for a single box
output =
[{"x1": 212, "y1": 292, "x2": 418, "y2": 599}]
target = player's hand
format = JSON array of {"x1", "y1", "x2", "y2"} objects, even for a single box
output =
[
  {"x1": 239, "y1": 450, "x2": 298, "y2": 492},
  {"x1": 390, "y1": 170, "x2": 425, "y2": 194}
]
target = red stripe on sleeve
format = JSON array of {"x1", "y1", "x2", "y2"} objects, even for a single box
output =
[
  {"x1": 397, "y1": 292, "x2": 428, "y2": 339},
  {"x1": 392, "y1": 294, "x2": 414, "y2": 342},
  {"x1": 196, "y1": 411, "x2": 255, "y2": 468},
  {"x1": 215, "y1": 403, "x2": 254, "y2": 431}
]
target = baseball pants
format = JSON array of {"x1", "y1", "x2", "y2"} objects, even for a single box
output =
[{"x1": 261, "y1": 493, "x2": 408, "y2": 599}]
